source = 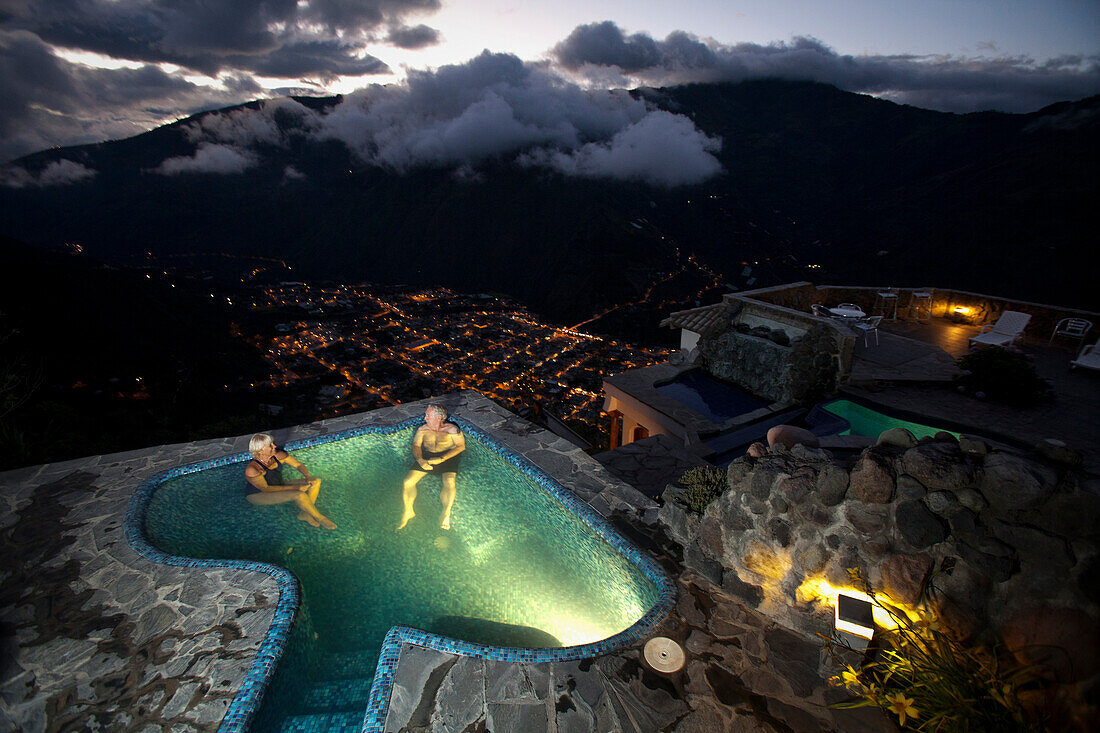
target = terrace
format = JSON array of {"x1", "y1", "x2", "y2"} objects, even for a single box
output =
[{"x1": 2, "y1": 283, "x2": 1097, "y2": 732}]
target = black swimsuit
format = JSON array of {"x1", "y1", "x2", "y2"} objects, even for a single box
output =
[{"x1": 249, "y1": 453, "x2": 285, "y2": 486}]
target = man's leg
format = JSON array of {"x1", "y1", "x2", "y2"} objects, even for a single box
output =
[
  {"x1": 399, "y1": 470, "x2": 426, "y2": 529},
  {"x1": 440, "y1": 472, "x2": 457, "y2": 530}
]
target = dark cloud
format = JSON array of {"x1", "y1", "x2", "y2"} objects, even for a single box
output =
[
  {"x1": 0, "y1": 29, "x2": 264, "y2": 162},
  {"x1": 175, "y1": 50, "x2": 722, "y2": 186},
  {"x1": 230, "y1": 39, "x2": 388, "y2": 81},
  {"x1": 552, "y1": 22, "x2": 1100, "y2": 113},
  {"x1": 3, "y1": 0, "x2": 421, "y2": 77},
  {"x1": 554, "y1": 21, "x2": 663, "y2": 72},
  {"x1": 302, "y1": 0, "x2": 441, "y2": 34},
  {"x1": 386, "y1": 24, "x2": 440, "y2": 50}
]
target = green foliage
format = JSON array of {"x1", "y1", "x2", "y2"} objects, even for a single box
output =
[
  {"x1": 956, "y1": 346, "x2": 1048, "y2": 407},
  {"x1": 679, "y1": 465, "x2": 728, "y2": 513},
  {"x1": 824, "y1": 568, "x2": 1043, "y2": 731}
]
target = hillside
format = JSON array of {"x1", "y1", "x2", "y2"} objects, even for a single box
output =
[{"x1": 1, "y1": 80, "x2": 1097, "y2": 318}]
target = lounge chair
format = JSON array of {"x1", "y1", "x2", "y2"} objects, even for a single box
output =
[
  {"x1": 969, "y1": 310, "x2": 1031, "y2": 348},
  {"x1": 1070, "y1": 341, "x2": 1100, "y2": 371}
]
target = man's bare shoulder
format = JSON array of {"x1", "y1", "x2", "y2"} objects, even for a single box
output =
[{"x1": 440, "y1": 422, "x2": 461, "y2": 434}]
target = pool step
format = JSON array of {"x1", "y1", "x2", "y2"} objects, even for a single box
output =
[
  {"x1": 302, "y1": 676, "x2": 374, "y2": 712},
  {"x1": 317, "y1": 650, "x2": 378, "y2": 680},
  {"x1": 278, "y1": 710, "x2": 365, "y2": 733}
]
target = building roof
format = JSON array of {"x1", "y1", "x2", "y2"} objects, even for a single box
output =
[{"x1": 660, "y1": 303, "x2": 729, "y2": 337}]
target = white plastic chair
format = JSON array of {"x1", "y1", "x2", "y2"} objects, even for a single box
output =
[
  {"x1": 853, "y1": 315, "x2": 883, "y2": 347},
  {"x1": 1070, "y1": 341, "x2": 1100, "y2": 371},
  {"x1": 969, "y1": 311, "x2": 1031, "y2": 348},
  {"x1": 1049, "y1": 317, "x2": 1092, "y2": 347}
]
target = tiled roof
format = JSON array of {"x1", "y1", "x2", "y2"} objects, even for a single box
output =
[{"x1": 660, "y1": 303, "x2": 729, "y2": 337}]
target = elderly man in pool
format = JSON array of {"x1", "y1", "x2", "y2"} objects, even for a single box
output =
[
  {"x1": 244, "y1": 433, "x2": 336, "y2": 530},
  {"x1": 398, "y1": 404, "x2": 466, "y2": 530}
]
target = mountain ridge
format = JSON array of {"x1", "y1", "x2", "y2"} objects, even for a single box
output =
[{"x1": 2, "y1": 79, "x2": 1096, "y2": 318}]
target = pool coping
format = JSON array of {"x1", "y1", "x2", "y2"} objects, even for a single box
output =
[{"x1": 124, "y1": 400, "x2": 677, "y2": 732}]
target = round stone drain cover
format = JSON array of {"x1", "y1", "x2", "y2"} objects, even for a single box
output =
[{"x1": 643, "y1": 636, "x2": 685, "y2": 673}]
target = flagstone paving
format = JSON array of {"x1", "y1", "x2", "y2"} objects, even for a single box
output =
[{"x1": 0, "y1": 391, "x2": 893, "y2": 732}]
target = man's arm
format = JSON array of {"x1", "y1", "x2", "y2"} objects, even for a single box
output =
[
  {"x1": 428, "y1": 431, "x2": 465, "y2": 463},
  {"x1": 412, "y1": 428, "x2": 429, "y2": 468}
]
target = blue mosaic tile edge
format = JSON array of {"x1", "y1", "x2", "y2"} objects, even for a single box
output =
[{"x1": 123, "y1": 413, "x2": 677, "y2": 733}]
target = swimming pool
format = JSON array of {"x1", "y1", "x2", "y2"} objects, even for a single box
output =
[
  {"x1": 656, "y1": 369, "x2": 767, "y2": 423},
  {"x1": 815, "y1": 399, "x2": 959, "y2": 440},
  {"x1": 134, "y1": 418, "x2": 670, "y2": 732}
]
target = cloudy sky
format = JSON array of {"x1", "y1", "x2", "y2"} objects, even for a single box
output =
[{"x1": 1, "y1": 0, "x2": 1097, "y2": 169}]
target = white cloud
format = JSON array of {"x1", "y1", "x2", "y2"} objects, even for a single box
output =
[
  {"x1": 152, "y1": 142, "x2": 256, "y2": 174},
  {"x1": 519, "y1": 111, "x2": 722, "y2": 187},
  {"x1": 0, "y1": 159, "x2": 97, "y2": 187}
]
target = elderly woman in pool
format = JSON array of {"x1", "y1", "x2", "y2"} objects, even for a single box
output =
[{"x1": 244, "y1": 433, "x2": 336, "y2": 530}]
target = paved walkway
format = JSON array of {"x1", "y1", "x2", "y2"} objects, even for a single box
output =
[{"x1": 594, "y1": 434, "x2": 709, "y2": 500}]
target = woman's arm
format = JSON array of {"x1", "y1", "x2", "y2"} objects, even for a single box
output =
[{"x1": 282, "y1": 453, "x2": 314, "y2": 480}]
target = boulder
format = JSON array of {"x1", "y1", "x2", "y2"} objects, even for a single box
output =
[
  {"x1": 697, "y1": 516, "x2": 726, "y2": 559},
  {"x1": 958, "y1": 435, "x2": 988, "y2": 456},
  {"x1": 981, "y1": 452, "x2": 1058, "y2": 512},
  {"x1": 896, "y1": 474, "x2": 926, "y2": 500},
  {"x1": 790, "y1": 443, "x2": 830, "y2": 462},
  {"x1": 657, "y1": 490, "x2": 700, "y2": 547},
  {"x1": 795, "y1": 544, "x2": 828, "y2": 574},
  {"x1": 1033, "y1": 438, "x2": 1083, "y2": 468},
  {"x1": 898, "y1": 443, "x2": 978, "y2": 491},
  {"x1": 767, "y1": 518, "x2": 791, "y2": 547},
  {"x1": 934, "y1": 431, "x2": 958, "y2": 443},
  {"x1": 880, "y1": 553, "x2": 934, "y2": 606},
  {"x1": 895, "y1": 500, "x2": 947, "y2": 548},
  {"x1": 776, "y1": 472, "x2": 815, "y2": 504},
  {"x1": 849, "y1": 450, "x2": 896, "y2": 503},
  {"x1": 956, "y1": 488, "x2": 987, "y2": 513},
  {"x1": 925, "y1": 491, "x2": 958, "y2": 515},
  {"x1": 956, "y1": 536, "x2": 1017, "y2": 583},
  {"x1": 877, "y1": 427, "x2": 917, "y2": 449},
  {"x1": 844, "y1": 503, "x2": 890, "y2": 534},
  {"x1": 1002, "y1": 607, "x2": 1100, "y2": 682},
  {"x1": 815, "y1": 464, "x2": 849, "y2": 506},
  {"x1": 749, "y1": 468, "x2": 781, "y2": 500},
  {"x1": 793, "y1": 499, "x2": 833, "y2": 526}
]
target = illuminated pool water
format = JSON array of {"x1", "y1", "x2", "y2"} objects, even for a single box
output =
[
  {"x1": 144, "y1": 424, "x2": 661, "y2": 731},
  {"x1": 818, "y1": 399, "x2": 959, "y2": 440}
]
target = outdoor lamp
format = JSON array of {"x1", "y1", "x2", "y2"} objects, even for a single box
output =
[{"x1": 835, "y1": 592, "x2": 875, "y2": 652}]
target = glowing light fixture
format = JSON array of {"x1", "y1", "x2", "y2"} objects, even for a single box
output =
[
  {"x1": 953, "y1": 306, "x2": 971, "y2": 315},
  {"x1": 643, "y1": 636, "x2": 685, "y2": 673},
  {"x1": 835, "y1": 591, "x2": 875, "y2": 652}
]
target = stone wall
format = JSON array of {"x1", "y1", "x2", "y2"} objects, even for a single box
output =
[
  {"x1": 699, "y1": 322, "x2": 839, "y2": 404},
  {"x1": 658, "y1": 430, "x2": 1100, "y2": 691}
]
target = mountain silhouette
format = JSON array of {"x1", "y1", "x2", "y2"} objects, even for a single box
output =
[{"x1": 2, "y1": 80, "x2": 1096, "y2": 320}]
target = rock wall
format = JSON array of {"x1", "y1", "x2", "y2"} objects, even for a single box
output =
[
  {"x1": 699, "y1": 323, "x2": 839, "y2": 404},
  {"x1": 658, "y1": 430, "x2": 1100, "y2": 688}
]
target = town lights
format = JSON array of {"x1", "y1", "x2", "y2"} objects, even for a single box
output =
[{"x1": 835, "y1": 591, "x2": 875, "y2": 652}]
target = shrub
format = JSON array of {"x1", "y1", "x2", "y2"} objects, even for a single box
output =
[
  {"x1": 679, "y1": 465, "x2": 728, "y2": 513},
  {"x1": 824, "y1": 568, "x2": 1043, "y2": 731},
  {"x1": 955, "y1": 346, "x2": 1048, "y2": 407}
]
